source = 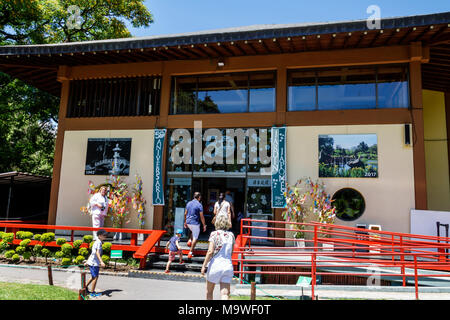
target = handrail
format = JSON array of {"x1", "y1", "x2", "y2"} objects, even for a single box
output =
[
  {"x1": 133, "y1": 230, "x2": 167, "y2": 269},
  {"x1": 233, "y1": 218, "x2": 450, "y2": 300}
]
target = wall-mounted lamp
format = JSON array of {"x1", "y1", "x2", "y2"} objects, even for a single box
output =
[{"x1": 217, "y1": 58, "x2": 225, "y2": 67}]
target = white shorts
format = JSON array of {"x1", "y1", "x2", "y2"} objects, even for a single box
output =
[
  {"x1": 206, "y1": 259, "x2": 234, "y2": 284},
  {"x1": 187, "y1": 224, "x2": 200, "y2": 240}
]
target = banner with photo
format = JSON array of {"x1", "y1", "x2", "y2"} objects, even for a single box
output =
[
  {"x1": 271, "y1": 126, "x2": 287, "y2": 208},
  {"x1": 152, "y1": 129, "x2": 167, "y2": 206},
  {"x1": 319, "y1": 134, "x2": 378, "y2": 178},
  {"x1": 85, "y1": 138, "x2": 131, "y2": 175}
]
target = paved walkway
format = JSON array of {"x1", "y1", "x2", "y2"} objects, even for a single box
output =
[{"x1": 0, "y1": 264, "x2": 232, "y2": 300}]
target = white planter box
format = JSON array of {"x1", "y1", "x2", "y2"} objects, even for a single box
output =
[
  {"x1": 322, "y1": 242, "x2": 334, "y2": 251},
  {"x1": 295, "y1": 238, "x2": 306, "y2": 248}
]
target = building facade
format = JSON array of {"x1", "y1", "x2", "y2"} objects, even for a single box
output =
[{"x1": 1, "y1": 12, "x2": 449, "y2": 239}]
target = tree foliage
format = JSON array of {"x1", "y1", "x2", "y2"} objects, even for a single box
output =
[{"x1": 0, "y1": 0, "x2": 153, "y2": 175}]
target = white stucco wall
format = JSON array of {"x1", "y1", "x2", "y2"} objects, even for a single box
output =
[
  {"x1": 56, "y1": 130, "x2": 155, "y2": 232},
  {"x1": 286, "y1": 124, "x2": 415, "y2": 234}
]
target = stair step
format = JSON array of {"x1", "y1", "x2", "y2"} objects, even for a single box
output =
[
  {"x1": 150, "y1": 261, "x2": 203, "y2": 272},
  {"x1": 157, "y1": 254, "x2": 205, "y2": 263}
]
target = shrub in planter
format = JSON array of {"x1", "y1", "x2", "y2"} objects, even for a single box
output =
[
  {"x1": 89, "y1": 242, "x2": 94, "y2": 250},
  {"x1": 16, "y1": 231, "x2": 33, "y2": 240},
  {"x1": 2, "y1": 233, "x2": 14, "y2": 244},
  {"x1": 23, "y1": 251, "x2": 32, "y2": 261},
  {"x1": 19, "y1": 239, "x2": 31, "y2": 247},
  {"x1": 61, "y1": 243, "x2": 73, "y2": 256},
  {"x1": 41, "y1": 233, "x2": 55, "y2": 244},
  {"x1": 56, "y1": 238, "x2": 67, "y2": 246},
  {"x1": 41, "y1": 248, "x2": 51, "y2": 258},
  {"x1": 73, "y1": 240, "x2": 83, "y2": 249},
  {"x1": 83, "y1": 235, "x2": 93, "y2": 244},
  {"x1": 55, "y1": 251, "x2": 64, "y2": 259},
  {"x1": 34, "y1": 234, "x2": 42, "y2": 241},
  {"x1": 33, "y1": 244, "x2": 43, "y2": 255},
  {"x1": 78, "y1": 247, "x2": 89, "y2": 257},
  {"x1": 12, "y1": 254, "x2": 20, "y2": 263},
  {"x1": 0, "y1": 241, "x2": 9, "y2": 252},
  {"x1": 4, "y1": 250, "x2": 15, "y2": 259},
  {"x1": 102, "y1": 242, "x2": 112, "y2": 253},
  {"x1": 75, "y1": 255, "x2": 85, "y2": 265},
  {"x1": 61, "y1": 258, "x2": 72, "y2": 266},
  {"x1": 101, "y1": 255, "x2": 110, "y2": 265},
  {"x1": 0, "y1": 232, "x2": 3, "y2": 239},
  {"x1": 15, "y1": 246, "x2": 26, "y2": 255}
]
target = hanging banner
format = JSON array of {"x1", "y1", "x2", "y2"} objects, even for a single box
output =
[
  {"x1": 152, "y1": 128, "x2": 167, "y2": 206},
  {"x1": 271, "y1": 126, "x2": 287, "y2": 208}
]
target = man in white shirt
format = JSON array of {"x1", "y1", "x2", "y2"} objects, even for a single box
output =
[{"x1": 90, "y1": 186, "x2": 109, "y2": 240}]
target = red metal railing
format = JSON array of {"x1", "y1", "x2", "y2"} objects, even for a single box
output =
[
  {"x1": 233, "y1": 218, "x2": 450, "y2": 300},
  {"x1": 0, "y1": 222, "x2": 166, "y2": 268}
]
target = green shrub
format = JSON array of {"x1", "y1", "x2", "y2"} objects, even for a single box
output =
[
  {"x1": 0, "y1": 232, "x2": 3, "y2": 239},
  {"x1": 12, "y1": 254, "x2": 20, "y2": 263},
  {"x1": 78, "y1": 247, "x2": 89, "y2": 257},
  {"x1": 0, "y1": 241, "x2": 9, "y2": 252},
  {"x1": 4, "y1": 250, "x2": 15, "y2": 259},
  {"x1": 75, "y1": 255, "x2": 85, "y2": 265},
  {"x1": 54, "y1": 251, "x2": 64, "y2": 259},
  {"x1": 89, "y1": 242, "x2": 94, "y2": 250},
  {"x1": 56, "y1": 238, "x2": 67, "y2": 246},
  {"x1": 61, "y1": 243, "x2": 73, "y2": 255},
  {"x1": 102, "y1": 255, "x2": 110, "y2": 265},
  {"x1": 40, "y1": 233, "x2": 55, "y2": 243},
  {"x1": 102, "y1": 242, "x2": 112, "y2": 253},
  {"x1": 41, "y1": 248, "x2": 51, "y2": 257},
  {"x1": 34, "y1": 234, "x2": 42, "y2": 241},
  {"x1": 19, "y1": 239, "x2": 31, "y2": 247},
  {"x1": 83, "y1": 235, "x2": 93, "y2": 244},
  {"x1": 61, "y1": 258, "x2": 72, "y2": 266},
  {"x1": 73, "y1": 240, "x2": 83, "y2": 249},
  {"x1": 2, "y1": 233, "x2": 14, "y2": 244},
  {"x1": 16, "y1": 231, "x2": 33, "y2": 240},
  {"x1": 15, "y1": 246, "x2": 26, "y2": 255},
  {"x1": 23, "y1": 252, "x2": 32, "y2": 260},
  {"x1": 33, "y1": 244, "x2": 43, "y2": 254}
]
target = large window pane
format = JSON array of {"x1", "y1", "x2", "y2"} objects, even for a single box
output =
[
  {"x1": 249, "y1": 73, "x2": 276, "y2": 112},
  {"x1": 317, "y1": 68, "x2": 376, "y2": 110},
  {"x1": 171, "y1": 77, "x2": 196, "y2": 114},
  {"x1": 377, "y1": 66, "x2": 409, "y2": 108},
  {"x1": 197, "y1": 74, "x2": 248, "y2": 114},
  {"x1": 287, "y1": 70, "x2": 316, "y2": 111}
]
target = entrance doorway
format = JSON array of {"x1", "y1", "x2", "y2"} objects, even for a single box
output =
[{"x1": 192, "y1": 177, "x2": 245, "y2": 240}]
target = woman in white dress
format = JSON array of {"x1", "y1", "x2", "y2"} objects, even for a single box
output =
[
  {"x1": 89, "y1": 186, "x2": 109, "y2": 239},
  {"x1": 201, "y1": 214, "x2": 235, "y2": 300}
]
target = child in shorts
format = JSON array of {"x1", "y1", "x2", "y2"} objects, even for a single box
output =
[
  {"x1": 84, "y1": 229, "x2": 107, "y2": 297},
  {"x1": 165, "y1": 229, "x2": 183, "y2": 273}
]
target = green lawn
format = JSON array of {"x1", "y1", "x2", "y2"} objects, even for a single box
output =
[{"x1": 0, "y1": 282, "x2": 79, "y2": 300}]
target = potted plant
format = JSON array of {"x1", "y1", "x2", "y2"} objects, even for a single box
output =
[{"x1": 108, "y1": 175, "x2": 131, "y2": 240}]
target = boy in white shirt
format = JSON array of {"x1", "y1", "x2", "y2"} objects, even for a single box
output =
[{"x1": 84, "y1": 229, "x2": 107, "y2": 297}]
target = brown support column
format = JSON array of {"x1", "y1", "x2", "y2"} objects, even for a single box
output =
[
  {"x1": 445, "y1": 92, "x2": 450, "y2": 189},
  {"x1": 152, "y1": 67, "x2": 171, "y2": 230},
  {"x1": 47, "y1": 79, "x2": 70, "y2": 225},
  {"x1": 409, "y1": 60, "x2": 427, "y2": 210}
]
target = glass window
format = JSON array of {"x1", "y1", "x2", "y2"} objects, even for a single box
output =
[
  {"x1": 377, "y1": 66, "x2": 409, "y2": 108},
  {"x1": 249, "y1": 73, "x2": 276, "y2": 112},
  {"x1": 287, "y1": 70, "x2": 316, "y2": 111},
  {"x1": 287, "y1": 65, "x2": 409, "y2": 111},
  {"x1": 171, "y1": 72, "x2": 276, "y2": 114},
  {"x1": 332, "y1": 188, "x2": 366, "y2": 221},
  {"x1": 317, "y1": 67, "x2": 376, "y2": 110}
]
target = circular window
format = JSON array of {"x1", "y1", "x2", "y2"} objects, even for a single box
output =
[{"x1": 332, "y1": 188, "x2": 366, "y2": 221}]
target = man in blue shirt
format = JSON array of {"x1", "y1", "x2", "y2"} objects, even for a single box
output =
[{"x1": 184, "y1": 192, "x2": 206, "y2": 259}]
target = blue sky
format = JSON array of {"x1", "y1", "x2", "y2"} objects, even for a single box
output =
[{"x1": 127, "y1": 0, "x2": 449, "y2": 37}]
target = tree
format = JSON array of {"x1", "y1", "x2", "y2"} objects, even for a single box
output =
[{"x1": 0, "y1": 0, "x2": 153, "y2": 175}]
